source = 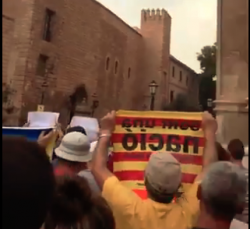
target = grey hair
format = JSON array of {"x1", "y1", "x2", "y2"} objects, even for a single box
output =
[{"x1": 201, "y1": 161, "x2": 247, "y2": 218}]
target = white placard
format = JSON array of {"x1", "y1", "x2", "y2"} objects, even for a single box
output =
[
  {"x1": 70, "y1": 116, "x2": 99, "y2": 142},
  {"x1": 28, "y1": 112, "x2": 59, "y2": 128}
]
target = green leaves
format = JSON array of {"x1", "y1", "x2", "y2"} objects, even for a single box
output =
[
  {"x1": 197, "y1": 42, "x2": 216, "y2": 77},
  {"x1": 197, "y1": 43, "x2": 217, "y2": 109}
]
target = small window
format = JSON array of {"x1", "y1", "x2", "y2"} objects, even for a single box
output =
[
  {"x1": 106, "y1": 57, "x2": 110, "y2": 70},
  {"x1": 186, "y1": 76, "x2": 189, "y2": 85},
  {"x1": 179, "y1": 71, "x2": 182, "y2": 81},
  {"x1": 128, "y1": 68, "x2": 131, "y2": 78},
  {"x1": 36, "y1": 55, "x2": 48, "y2": 76},
  {"x1": 170, "y1": 90, "x2": 174, "y2": 102},
  {"x1": 172, "y1": 66, "x2": 175, "y2": 77},
  {"x1": 114, "y1": 61, "x2": 118, "y2": 74},
  {"x1": 43, "y1": 8, "x2": 55, "y2": 42}
]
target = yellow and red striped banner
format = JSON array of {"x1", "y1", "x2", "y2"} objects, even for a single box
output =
[{"x1": 111, "y1": 110, "x2": 204, "y2": 199}]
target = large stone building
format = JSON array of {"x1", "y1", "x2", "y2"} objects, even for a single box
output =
[
  {"x1": 3, "y1": 0, "x2": 198, "y2": 125},
  {"x1": 215, "y1": 0, "x2": 248, "y2": 145}
]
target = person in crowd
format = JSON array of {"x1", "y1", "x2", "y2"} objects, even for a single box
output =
[
  {"x1": 66, "y1": 125, "x2": 87, "y2": 135},
  {"x1": 3, "y1": 137, "x2": 55, "y2": 229},
  {"x1": 216, "y1": 142, "x2": 231, "y2": 161},
  {"x1": 204, "y1": 141, "x2": 247, "y2": 229},
  {"x1": 52, "y1": 127, "x2": 87, "y2": 166},
  {"x1": 193, "y1": 161, "x2": 247, "y2": 229},
  {"x1": 52, "y1": 125, "x2": 87, "y2": 162},
  {"x1": 53, "y1": 131, "x2": 99, "y2": 193},
  {"x1": 227, "y1": 139, "x2": 248, "y2": 223},
  {"x1": 91, "y1": 111, "x2": 219, "y2": 229},
  {"x1": 43, "y1": 174, "x2": 115, "y2": 229},
  {"x1": 78, "y1": 140, "x2": 101, "y2": 194}
]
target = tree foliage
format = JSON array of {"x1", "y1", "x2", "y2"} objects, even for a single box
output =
[
  {"x1": 197, "y1": 43, "x2": 217, "y2": 110},
  {"x1": 197, "y1": 43, "x2": 216, "y2": 77}
]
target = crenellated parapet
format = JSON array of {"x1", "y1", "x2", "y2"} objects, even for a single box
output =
[{"x1": 141, "y1": 8, "x2": 170, "y2": 21}]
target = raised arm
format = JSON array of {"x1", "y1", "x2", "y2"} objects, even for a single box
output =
[
  {"x1": 180, "y1": 112, "x2": 218, "y2": 221},
  {"x1": 195, "y1": 111, "x2": 218, "y2": 182},
  {"x1": 91, "y1": 111, "x2": 116, "y2": 189}
]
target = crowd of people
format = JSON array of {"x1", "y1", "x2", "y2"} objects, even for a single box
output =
[{"x1": 3, "y1": 101, "x2": 249, "y2": 229}]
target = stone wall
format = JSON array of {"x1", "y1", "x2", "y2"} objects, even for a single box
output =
[
  {"x1": 2, "y1": 1, "x2": 199, "y2": 124},
  {"x1": 215, "y1": 0, "x2": 249, "y2": 145},
  {"x1": 169, "y1": 55, "x2": 199, "y2": 104},
  {"x1": 2, "y1": 15, "x2": 15, "y2": 85}
]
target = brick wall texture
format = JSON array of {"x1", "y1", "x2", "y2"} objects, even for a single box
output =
[{"x1": 3, "y1": 0, "x2": 199, "y2": 125}]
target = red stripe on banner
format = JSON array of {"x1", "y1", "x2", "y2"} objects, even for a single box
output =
[
  {"x1": 115, "y1": 117, "x2": 201, "y2": 128},
  {"x1": 112, "y1": 152, "x2": 202, "y2": 165},
  {"x1": 114, "y1": 171, "x2": 197, "y2": 183},
  {"x1": 112, "y1": 134, "x2": 204, "y2": 146}
]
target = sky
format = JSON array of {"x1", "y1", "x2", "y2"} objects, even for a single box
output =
[{"x1": 97, "y1": 0, "x2": 217, "y2": 73}]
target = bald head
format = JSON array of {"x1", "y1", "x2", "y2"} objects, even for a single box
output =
[{"x1": 200, "y1": 161, "x2": 247, "y2": 219}]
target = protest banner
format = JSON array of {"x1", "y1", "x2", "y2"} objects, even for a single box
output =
[
  {"x1": 111, "y1": 110, "x2": 204, "y2": 199},
  {"x1": 70, "y1": 116, "x2": 99, "y2": 142},
  {"x1": 2, "y1": 127, "x2": 57, "y2": 160},
  {"x1": 28, "y1": 112, "x2": 59, "y2": 127}
]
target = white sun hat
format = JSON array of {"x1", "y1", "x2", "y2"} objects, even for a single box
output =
[{"x1": 55, "y1": 131, "x2": 91, "y2": 162}]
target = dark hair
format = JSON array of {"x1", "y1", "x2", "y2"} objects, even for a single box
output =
[
  {"x1": 3, "y1": 137, "x2": 55, "y2": 229},
  {"x1": 216, "y1": 142, "x2": 230, "y2": 161},
  {"x1": 56, "y1": 156, "x2": 86, "y2": 170},
  {"x1": 163, "y1": 93, "x2": 201, "y2": 112},
  {"x1": 228, "y1": 139, "x2": 245, "y2": 160},
  {"x1": 44, "y1": 176, "x2": 115, "y2": 229},
  {"x1": 67, "y1": 126, "x2": 87, "y2": 135}
]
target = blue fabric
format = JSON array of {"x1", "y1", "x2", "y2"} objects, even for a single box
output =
[{"x1": 2, "y1": 127, "x2": 53, "y2": 142}]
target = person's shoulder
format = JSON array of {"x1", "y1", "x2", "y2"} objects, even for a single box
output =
[
  {"x1": 78, "y1": 170, "x2": 96, "y2": 183},
  {"x1": 103, "y1": 175, "x2": 120, "y2": 188},
  {"x1": 78, "y1": 169, "x2": 91, "y2": 176},
  {"x1": 78, "y1": 170, "x2": 100, "y2": 192},
  {"x1": 241, "y1": 166, "x2": 248, "y2": 178},
  {"x1": 230, "y1": 219, "x2": 248, "y2": 229},
  {"x1": 102, "y1": 175, "x2": 137, "y2": 201}
]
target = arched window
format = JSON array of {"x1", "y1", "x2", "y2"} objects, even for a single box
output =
[
  {"x1": 114, "y1": 61, "x2": 118, "y2": 74},
  {"x1": 128, "y1": 68, "x2": 131, "y2": 78},
  {"x1": 106, "y1": 57, "x2": 110, "y2": 70}
]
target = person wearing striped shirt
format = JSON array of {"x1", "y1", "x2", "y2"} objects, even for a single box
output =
[{"x1": 228, "y1": 139, "x2": 248, "y2": 224}]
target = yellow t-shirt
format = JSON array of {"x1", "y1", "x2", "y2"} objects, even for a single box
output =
[{"x1": 102, "y1": 176, "x2": 200, "y2": 229}]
